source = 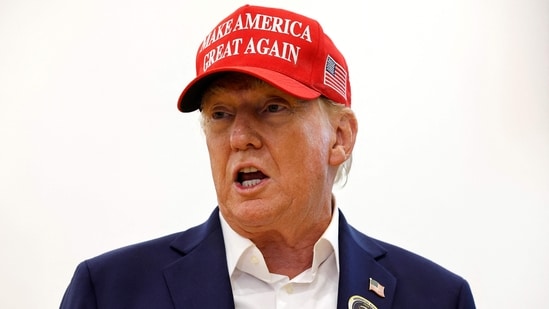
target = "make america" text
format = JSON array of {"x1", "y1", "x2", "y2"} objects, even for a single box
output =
[{"x1": 199, "y1": 12, "x2": 313, "y2": 71}]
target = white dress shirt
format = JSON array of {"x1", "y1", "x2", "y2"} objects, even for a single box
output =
[{"x1": 220, "y1": 208, "x2": 340, "y2": 309}]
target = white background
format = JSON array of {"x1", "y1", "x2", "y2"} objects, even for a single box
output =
[{"x1": 1, "y1": 0, "x2": 548, "y2": 308}]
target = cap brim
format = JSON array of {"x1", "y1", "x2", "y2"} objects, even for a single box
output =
[{"x1": 177, "y1": 66, "x2": 321, "y2": 112}]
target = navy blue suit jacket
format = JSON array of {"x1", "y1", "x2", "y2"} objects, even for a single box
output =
[{"x1": 61, "y1": 209, "x2": 475, "y2": 308}]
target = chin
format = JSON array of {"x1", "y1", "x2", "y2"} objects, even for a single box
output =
[{"x1": 223, "y1": 200, "x2": 278, "y2": 226}]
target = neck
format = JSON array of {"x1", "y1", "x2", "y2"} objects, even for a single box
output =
[{"x1": 250, "y1": 213, "x2": 332, "y2": 279}]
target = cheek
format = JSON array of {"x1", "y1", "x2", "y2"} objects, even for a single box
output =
[
  {"x1": 205, "y1": 134, "x2": 228, "y2": 182},
  {"x1": 301, "y1": 122, "x2": 333, "y2": 156},
  {"x1": 280, "y1": 124, "x2": 332, "y2": 170},
  {"x1": 204, "y1": 128, "x2": 227, "y2": 156}
]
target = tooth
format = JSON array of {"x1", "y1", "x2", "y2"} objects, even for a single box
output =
[
  {"x1": 240, "y1": 167, "x2": 258, "y2": 173},
  {"x1": 242, "y1": 179, "x2": 261, "y2": 187}
]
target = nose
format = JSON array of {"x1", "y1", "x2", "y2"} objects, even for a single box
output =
[{"x1": 229, "y1": 113, "x2": 262, "y2": 151}]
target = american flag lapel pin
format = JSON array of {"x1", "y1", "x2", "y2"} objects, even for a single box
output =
[{"x1": 369, "y1": 278, "x2": 386, "y2": 298}]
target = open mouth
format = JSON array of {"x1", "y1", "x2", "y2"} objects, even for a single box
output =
[{"x1": 236, "y1": 167, "x2": 268, "y2": 187}]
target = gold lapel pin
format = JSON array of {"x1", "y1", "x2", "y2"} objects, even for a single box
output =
[{"x1": 348, "y1": 295, "x2": 378, "y2": 309}]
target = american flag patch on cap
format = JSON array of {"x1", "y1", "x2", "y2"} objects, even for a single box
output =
[{"x1": 324, "y1": 55, "x2": 347, "y2": 99}]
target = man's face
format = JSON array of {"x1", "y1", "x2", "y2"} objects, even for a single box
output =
[{"x1": 200, "y1": 74, "x2": 343, "y2": 236}]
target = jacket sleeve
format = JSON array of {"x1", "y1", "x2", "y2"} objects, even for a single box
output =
[{"x1": 60, "y1": 261, "x2": 98, "y2": 309}]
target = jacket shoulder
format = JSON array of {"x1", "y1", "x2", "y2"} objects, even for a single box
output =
[
  {"x1": 374, "y1": 237, "x2": 476, "y2": 308},
  {"x1": 61, "y1": 210, "x2": 222, "y2": 308},
  {"x1": 341, "y1": 214, "x2": 475, "y2": 308},
  {"x1": 87, "y1": 209, "x2": 221, "y2": 269}
]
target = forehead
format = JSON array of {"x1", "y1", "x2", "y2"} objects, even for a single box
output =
[{"x1": 201, "y1": 73, "x2": 295, "y2": 106}]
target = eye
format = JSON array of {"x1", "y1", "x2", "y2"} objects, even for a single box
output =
[
  {"x1": 211, "y1": 111, "x2": 229, "y2": 119},
  {"x1": 264, "y1": 103, "x2": 287, "y2": 113},
  {"x1": 205, "y1": 105, "x2": 233, "y2": 120}
]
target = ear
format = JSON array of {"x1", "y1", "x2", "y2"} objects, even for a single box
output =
[{"x1": 329, "y1": 110, "x2": 358, "y2": 166}]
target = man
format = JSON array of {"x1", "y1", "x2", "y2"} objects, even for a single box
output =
[{"x1": 61, "y1": 5, "x2": 475, "y2": 309}]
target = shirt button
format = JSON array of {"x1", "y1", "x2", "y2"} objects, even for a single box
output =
[
  {"x1": 284, "y1": 284, "x2": 294, "y2": 294},
  {"x1": 250, "y1": 255, "x2": 259, "y2": 265}
]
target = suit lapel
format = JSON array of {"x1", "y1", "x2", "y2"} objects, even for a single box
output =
[
  {"x1": 337, "y1": 211, "x2": 397, "y2": 309},
  {"x1": 163, "y1": 209, "x2": 235, "y2": 309}
]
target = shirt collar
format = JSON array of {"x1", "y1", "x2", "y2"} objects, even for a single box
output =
[{"x1": 220, "y1": 197, "x2": 340, "y2": 278}]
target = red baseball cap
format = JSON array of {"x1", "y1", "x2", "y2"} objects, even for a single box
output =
[{"x1": 177, "y1": 4, "x2": 351, "y2": 112}]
